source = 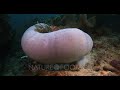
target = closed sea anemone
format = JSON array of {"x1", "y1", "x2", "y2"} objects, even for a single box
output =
[{"x1": 21, "y1": 23, "x2": 93, "y2": 68}]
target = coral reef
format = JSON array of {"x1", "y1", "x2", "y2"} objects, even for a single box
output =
[
  {"x1": 47, "y1": 14, "x2": 114, "y2": 37},
  {"x1": 2, "y1": 14, "x2": 120, "y2": 76},
  {"x1": 47, "y1": 14, "x2": 96, "y2": 29},
  {"x1": 3, "y1": 31, "x2": 120, "y2": 76}
]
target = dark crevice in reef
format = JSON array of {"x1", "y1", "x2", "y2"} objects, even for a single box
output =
[{"x1": 0, "y1": 14, "x2": 13, "y2": 75}]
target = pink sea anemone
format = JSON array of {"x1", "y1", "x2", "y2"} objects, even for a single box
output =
[{"x1": 21, "y1": 23, "x2": 93, "y2": 65}]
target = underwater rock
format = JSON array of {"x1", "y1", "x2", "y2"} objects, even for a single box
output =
[
  {"x1": 103, "y1": 64, "x2": 119, "y2": 72},
  {"x1": 79, "y1": 14, "x2": 96, "y2": 29},
  {"x1": 0, "y1": 14, "x2": 12, "y2": 75},
  {"x1": 47, "y1": 14, "x2": 95, "y2": 27},
  {"x1": 21, "y1": 23, "x2": 93, "y2": 67},
  {"x1": 110, "y1": 60, "x2": 120, "y2": 71},
  {"x1": 47, "y1": 14, "x2": 97, "y2": 36}
]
